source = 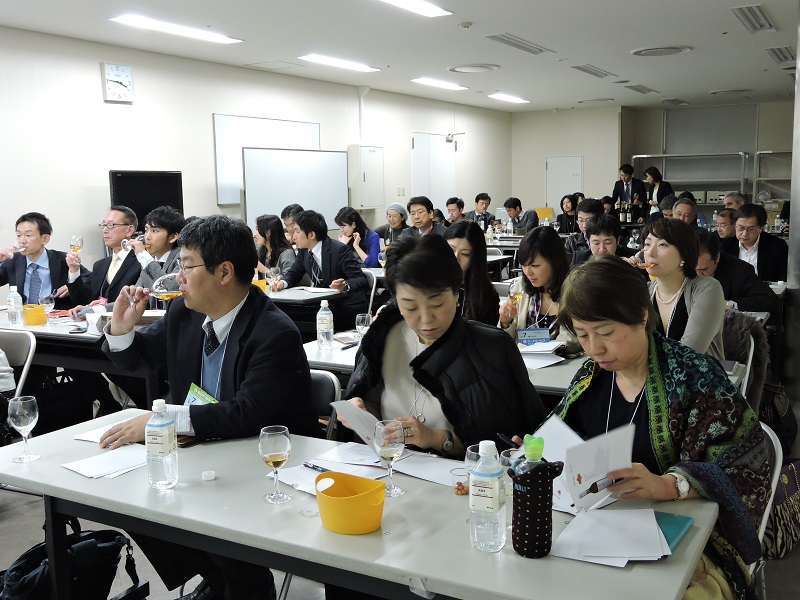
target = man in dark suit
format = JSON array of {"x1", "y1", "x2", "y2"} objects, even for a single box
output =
[
  {"x1": 502, "y1": 197, "x2": 539, "y2": 233},
  {"x1": 696, "y1": 229, "x2": 779, "y2": 316},
  {"x1": 0, "y1": 212, "x2": 87, "y2": 309},
  {"x1": 100, "y1": 215, "x2": 318, "y2": 600},
  {"x1": 273, "y1": 210, "x2": 368, "y2": 331},
  {"x1": 463, "y1": 192, "x2": 495, "y2": 231},
  {"x1": 67, "y1": 205, "x2": 142, "y2": 310},
  {"x1": 400, "y1": 196, "x2": 448, "y2": 239},
  {"x1": 611, "y1": 164, "x2": 647, "y2": 223},
  {"x1": 719, "y1": 203, "x2": 788, "y2": 282},
  {"x1": 563, "y1": 198, "x2": 604, "y2": 255}
]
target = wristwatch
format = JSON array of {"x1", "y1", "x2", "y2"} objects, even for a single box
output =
[
  {"x1": 343, "y1": 281, "x2": 351, "y2": 293},
  {"x1": 669, "y1": 473, "x2": 690, "y2": 500},
  {"x1": 441, "y1": 430, "x2": 454, "y2": 455}
]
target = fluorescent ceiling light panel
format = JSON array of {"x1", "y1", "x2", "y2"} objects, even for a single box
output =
[
  {"x1": 375, "y1": 0, "x2": 452, "y2": 17},
  {"x1": 298, "y1": 54, "x2": 380, "y2": 72},
  {"x1": 411, "y1": 77, "x2": 467, "y2": 90},
  {"x1": 110, "y1": 14, "x2": 242, "y2": 44},
  {"x1": 488, "y1": 93, "x2": 529, "y2": 104}
]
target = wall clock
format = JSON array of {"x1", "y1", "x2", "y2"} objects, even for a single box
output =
[{"x1": 102, "y1": 63, "x2": 134, "y2": 103}]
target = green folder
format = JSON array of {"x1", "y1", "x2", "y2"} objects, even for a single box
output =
[{"x1": 655, "y1": 511, "x2": 694, "y2": 553}]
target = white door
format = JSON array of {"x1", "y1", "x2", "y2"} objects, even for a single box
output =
[
  {"x1": 546, "y1": 156, "x2": 583, "y2": 207},
  {"x1": 412, "y1": 132, "x2": 456, "y2": 203}
]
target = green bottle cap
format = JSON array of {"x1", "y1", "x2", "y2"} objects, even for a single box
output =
[{"x1": 523, "y1": 435, "x2": 544, "y2": 460}]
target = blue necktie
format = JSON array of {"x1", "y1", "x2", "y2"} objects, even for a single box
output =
[{"x1": 28, "y1": 264, "x2": 42, "y2": 304}]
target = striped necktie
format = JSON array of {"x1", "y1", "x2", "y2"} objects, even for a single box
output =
[
  {"x1": 28, "y1": 264, "x2": 42, "y2": 304},
  {"x1": 310, "y1": 256, "x2": 322, "y2": 288}
]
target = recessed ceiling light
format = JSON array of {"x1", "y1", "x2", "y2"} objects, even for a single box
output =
[
  {"x1": 625, "y1": 84, "x2": 659, "y2": 95},
  {"x1": 709, "y1": 88, "x2": 753, "y2": 95},
  {"x1": 110, "y1": 14, "x2": 242, "y2": 44},
  {"x1": 411, "y1": 77, "x2": 467, "y2": 90},
  {"x1": 631, "y1": 46, "x2": 692, "y2": 57},
  {"x1": 576, "y1": 98, "x2": 614, "y2": 103},
  {"x1": 374, "y1": 0, "x2": 452, "y2": 17},
  {"x1": 298, "y1": 54, "x2": 380, "y2": 72},
  {"x1": 488, "y1": 93, "x2": 529, "y2": 104},
  {"x1": 448, "y1": 64, "x2": 500, "y2": 73},
  {"x1": 485, "y1": 34, "x2": 554, "y2": 56}
]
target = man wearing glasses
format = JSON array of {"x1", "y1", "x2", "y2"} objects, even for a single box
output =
[
  {"x1": 720, "y1": 203, "x2": 787, "y2": 282},
  {"x1": 400, "y1": 196, "x2": 448, "y2": 238},
  {"x1": 99, "y1": 215, "x2": 318, "y2": 600},
  {"x1": 66, "y1": 205, "x2": 142, "y2": 308},
  {"x1": 563, "y1": 198, "x2": 604, "y2": 255}
]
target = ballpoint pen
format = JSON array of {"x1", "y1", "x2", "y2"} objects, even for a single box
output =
[
  {"x1": 302, "y1": 461, "x2": 330, "y2": 473},
  {"x1": 340, "y1": 341, "x2": 359, "y2": 350}
]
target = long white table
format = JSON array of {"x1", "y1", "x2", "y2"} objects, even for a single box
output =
[
  {"x1": 268, "y1": 287, "x2": 341, "y2": 304},
  {"x1": 0, "y1": 410, "x2": 719, "y2": 600}
]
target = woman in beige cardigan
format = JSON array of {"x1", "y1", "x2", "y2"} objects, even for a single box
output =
[{"x1": 638, "y1": 218, "x2": 725, "y2": 361}]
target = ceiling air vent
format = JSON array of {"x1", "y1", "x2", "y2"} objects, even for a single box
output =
[
  {"x1": 484, "y1": 33, "x2": 553, "y2": 56},
  {"x1": 731, "y1": 5, "x2": 777, "y2": 34},
  {"x1": 662, "y1": 98, "x2": 689, "y2": 106},
  {"x1": 571, "y1": 64, "x2": 617, "y2": 78},
  {"x1": 765, "y1": 47, "x2": 796, "y2": 66},
  {"x1": 624, "y1": 84, "x2": 658, "y2": 95}
]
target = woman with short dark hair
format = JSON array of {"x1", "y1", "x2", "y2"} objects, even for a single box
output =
[
  {"x1": 442, "y1": 221, "x2": 499, "y2": 325},
  {"x1": 557, "y1": 255, "x2": 770, "y2": 600},
  {"x1": 335, "y1": 207, "x2": 380, "y2": 267},
  {"x1": 557, "y1": 194, "x2": 578, "y2": 234},
  {"x1": 643, "y1": 166, "x2": 674, "y2": 218},
  {"x1": 638, "y1": 218, "x2": 725, "y2": 360},
  {"x1": 339, "y1": 234, "x2": 545, "y2": 458},
  {"x1": 254, "y1": 214, "x2": 295, "y2": 278}
]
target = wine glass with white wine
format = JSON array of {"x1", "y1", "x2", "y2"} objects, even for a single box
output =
[
  {"x1": 7, "y1": 396, "x2": 40, "y2": 463},
  {"x1": 259, "y1": 426, "x2": 292, "y2": 504},
  {"x1": 150, "y1": 273, "x2": 181, "y2": 302},
  {"x1": 69, "y1": 235, "x2": 83, "y2": 253},
  {"x1": 377, "y1": 250, "x2": 387, "y2": 268},
  {"x1": 373, "y1": 420, "x2": 405, "y2": 497}
]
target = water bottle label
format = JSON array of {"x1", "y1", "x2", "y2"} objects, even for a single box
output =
[
  {"x1": 146, "y1": 424, "x2": 177, "y2": 457},
  {"x1": 316, "y1": 314, "x2": 333, "y2": 330},
  {"x1": 469, "y1": 473, "x2": 501, "y2": 512}
]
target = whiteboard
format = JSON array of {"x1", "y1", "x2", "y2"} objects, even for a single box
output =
[
  {"x1": 213, "y1": 114, "x2": 320, "y2": 206},
  {"x1": 243, "y1": 148, "x2": 348, "y2": 231}
]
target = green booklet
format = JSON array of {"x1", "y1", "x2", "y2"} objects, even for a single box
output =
[{"x1": 655, "y1": 511, "x2": 694, "y2": 553}]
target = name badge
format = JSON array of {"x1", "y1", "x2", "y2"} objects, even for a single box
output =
[
  {"x1": 517, "y1": 327, "x2": 551, "y2": 346},
  {"x1": 185, "y1": 382, "x2": 219, "y2": 406}
]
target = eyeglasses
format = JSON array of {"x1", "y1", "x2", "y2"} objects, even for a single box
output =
[
  {"x1": 409, "y1": 210, "x2": 429, "y2": 217},
  {"x1": 98, "y1": 222, "x2": 130, "y2": 230},
  {"x1": 176, "y1": 258, "x2": 207, "y2": 273},
  {"x1": 735, "y1": 226, "x2": 760, "y2": 234}
]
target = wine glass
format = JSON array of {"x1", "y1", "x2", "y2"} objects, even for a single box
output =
[
  {"x1": 373, "y1": 420, "x2": 405, "y2": 497},
  {"x1": 553, "y1": 220, "x2": 560, "y2": 233},
  {"x1": 259, "y1": 426, "x2": 292, "y2": 504},
  {"x1": 508, "y1": 278, "x2": 524, "y2": 305},
  {"x1": 377, "y1": 251, "x2": 387, "y2": 268},
  {"x1": 355, "y1": 313, "x2": 372, "y2": 338},
  {"x1": 464, "y1": 443, "x2": 481, "y2": 474},
  {"x1": 151, "y1": 273, "x2": 181, "y2": 302},
  {"x1": 635, "y1": 250, "x2": 653, "y2": 270},
  {"x1": 39, "y1": 292, "x2": 55, "y2": 317},
  {"x1": 7, "y1": 396, "x2": 40, "y2": 463},
  {"x1": 120, "y1": 235, "x2": 147, "y2": 253},
  {"x1": 69, "y1": 235, "x2": 83, "y2": 253}
]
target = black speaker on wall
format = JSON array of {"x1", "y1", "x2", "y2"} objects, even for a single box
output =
[{"x1": 108, "y1": 170, "x2": 184, "y2": 231}]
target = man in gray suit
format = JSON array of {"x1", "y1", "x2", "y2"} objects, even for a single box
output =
[{"x1": 502, "y1": 197, "x2": 539, "y2": 233}]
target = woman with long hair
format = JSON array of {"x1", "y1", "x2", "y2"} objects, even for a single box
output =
[
  {"x1": 335, "y1": 207, "x2": 380, "y2": 267},
  {"x1": 556, "y1": 194, "x2": 578, "y2": 234},
  {"x1": 442, "y1": 221, "x2": 499, "y2": 325},
  {"x1": 254, "y1": 214, "x2": 295, "y2": 278}
]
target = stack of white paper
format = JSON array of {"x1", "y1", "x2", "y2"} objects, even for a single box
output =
[
  {"x1": 62, "y1": 444, "x2": 146, "y2": 478},
  {"x1": 273, "y1": 459, "x2": 385, "y2": 496}
]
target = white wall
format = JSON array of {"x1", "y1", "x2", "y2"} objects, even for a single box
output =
[
  {"x1": 510, "y1": 106, "x2": 622, "y2": 206},
  {"x1": 0, "y1": 26, "x2": 513, "y2": 266}
]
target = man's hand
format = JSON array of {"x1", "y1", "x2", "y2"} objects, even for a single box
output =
[
  {"x1": 270, "y1": 279, "x2": 286, "y2": 292},
  {"x1": 53, "y1": 285, "x2": 70, "y2": 299},
  {"x1": 129, "y1": 239, "x2": 149, "y2": 255},
  {"x1": 110, "y1": 286, "x2": 149, "y2": 336},
  {"x1": 330, "y1": 278, "x2": 346, "y2": 292},
  {"x1": 99, "y1": 413, "x2": 151, "y2": 449},
  {"x1": 0, "y1": 247, "x2": 15, "y2": 262},
  {"x1": 65, "y1": 251, "x2": 81, "y2": 273}
]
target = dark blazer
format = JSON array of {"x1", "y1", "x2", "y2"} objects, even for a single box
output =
[
  {"x1": 512, "y1": 209, "x2": 539, "y2": 232},
  {"x1": 713, "y1": 254, "x2": 780, "y2": 316},
  {"x1": 647, "y1": 181, "x2": 674, "y2": 206},
  {"x1": 0, "y1": 249, "x2": 87, "y2": 309},
  {"x1": 719, "y1": 231, "x2": 788, "y2": 283},
  {"x1": 103, "y1": 288, "x2": 319, "y2": 441},
  {"x1": 399, "y1": 222, "x2": 449, "y2": 239},
  {"x1": 463, "y1": 210, "x2": 495, "y2": 229},
  {"x1": 282, "y1": 238, "x2": 368, "y2": 329},
  {"x1": 68, "y1": 251, "x2": 142, "y2": 305},
  {"x1": 612, "y1": 177, "x2": 648, "y2": 222}
]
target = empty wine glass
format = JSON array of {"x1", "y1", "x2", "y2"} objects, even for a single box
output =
[
  {"x1": 69, "y1": 235, "x2": 83, "y2": 253},
  {"x1": 120, "y1": 235, "x2": 147, "y2": 253},
  {"x1": 464, "y1": 443, "x2": 481, "y2": 474},
  {"x1": 377, "y1": 251, "x2": 387, "y2": 268},
  {"x1": 373, "y1": 420, "x2": 405, "y2": 497},
  {"x1": 355, "y1": 313, "x2": 372, "y2": 338},
  {"x1": 259, "y1": 426, "x2": 292, "y2": 504},
  {"x1": 7, "y1": 396, "x2": 40, "y2": 463},
  {"x1": 39, "y1": 292, "x2": 55, "y2": 317},
  {"x1": 553, "y1": 220, "x2": 561, "y2": 233},
  {"x1": 151, "y1": 273, "x2": 181, "y2": 302}
]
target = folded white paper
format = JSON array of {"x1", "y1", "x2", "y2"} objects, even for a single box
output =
[
  {"x1": 331, "y1": 401, "x2": 378, "y2": 448},
  {"x1": 518, "y1": 341, "x2": 564, "y2": 353},
  {"x1": 275, "y1": 460, "x2": 385, "y2": 495},
  {"x1": 62, "y1": 444, "x2": 146, "y2": 478}
]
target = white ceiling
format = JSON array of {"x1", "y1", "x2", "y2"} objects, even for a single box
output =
[{"x1": 1, "y1": 0, "x2": 797, "y2": 112}]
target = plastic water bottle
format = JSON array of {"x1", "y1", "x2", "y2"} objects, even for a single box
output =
[
  {"x1": 317, "y1": 300, "x2": 334, "y2": 349},
  {"x1": 711, "y1": 210, "x2": 718, "y2": 232},
  {"x1": 506, "y1": 219, "x2": 514, "y2": 235},
  {"x1": 6, "y1": 286, "x2": 22, "y2": 326},
  {"x1": 469, "y1": 440, "x2": 506, "y2": 552},
  {"x1": 146, "y1": 399, "x2": 178, "y2": 490},
  {"x1": 512, "y1": 436, "x2": 545, "y2": 476}
]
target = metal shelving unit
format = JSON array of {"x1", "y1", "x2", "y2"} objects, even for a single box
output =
[{"x1": 753, "y1": 150, "x2": 792, "y2": 200}]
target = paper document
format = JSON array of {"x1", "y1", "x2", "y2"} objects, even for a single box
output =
[
  {"x1": 74, "y1": 418, "x2": 135, "y2": 443},
  {"x1": 393, "y1": 455, "x2": 461, "y2": 486},
  {"x1": 296, "y1": 287, "x2": 340, "y2": 294},
  {"x1": 518, "y1": 341, "x2": 564, "y2": 353},
  {"x1": 522, "y1": 353, "x2": 564, "y2": 370},
  {"x1": 62, "y1": 444, "x2": 146, "y2": 478},
  {"x1": 331, "y1": 401, "x2": 379, "y2": 447},
  {"x1": 275, "y1": 460, "x2": 385, "y2": 495}
]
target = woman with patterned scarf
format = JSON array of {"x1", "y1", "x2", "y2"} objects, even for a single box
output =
[{"x1": 555, "y1": 255, "x2": 771, "y2": 600}]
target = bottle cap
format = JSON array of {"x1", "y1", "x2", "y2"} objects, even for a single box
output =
[
  {"x1": 202, "y1": 470, "x2": 216, "y2": 481},
  {"x1": 523, "y1": 435, "x2": 544, "y2": 461},
  {"x1": 152, "y1": 399, "x2": 166, "y2": 412},
  {"x1": 321, "y1": 300, "x2": 328, "y2": 307},
  {"x1": 478, "y1": 440, "x2": 496, "y2": 457},
  {"x1": 9, "y1": 286, "x2": 16, "y2": 292}
]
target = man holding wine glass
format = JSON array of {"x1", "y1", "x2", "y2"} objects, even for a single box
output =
[
  {"x1": 0, "y1": 212, "x2": 83, "y2": 309},
  {"x1": 98, "y1": 214, "x2": 317, "y2": 600}
]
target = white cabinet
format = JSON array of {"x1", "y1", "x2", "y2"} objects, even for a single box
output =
[{"x1": 348, "y1": 145, "x2": 384, "y2": 209}]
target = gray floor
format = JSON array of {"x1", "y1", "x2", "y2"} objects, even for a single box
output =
[{"x1": 1, "y1": 486, "x2": 800, "y2": 600}]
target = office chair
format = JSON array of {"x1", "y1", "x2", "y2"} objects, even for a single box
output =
[
  {"x1": 751, "y1": 422, "x2": 783, "y2": 600},
  {"x1": 0, "y1": 329, "x2": 36, "y2": 397},
  {"x1": 362, "y1": 268, "x2": 377, "y2": 316}
]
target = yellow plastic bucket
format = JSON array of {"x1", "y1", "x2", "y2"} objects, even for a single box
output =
[
  {"x1": 251, "y1": 278, "x2": 267, "y2": 291},
  {"x1": 315, "y1": 472, "x2": 385, "y2": 535},
  {"x1": 22, "y1": 304, "x2": 47, "y2": 325}
]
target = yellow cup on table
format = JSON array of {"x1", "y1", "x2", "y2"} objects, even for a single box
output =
[
  {"x1": 22, "y1": 304, "x2": 47, "y2": 325},
  {"x1": 251, "y1": 278, "x2": 267, "y2": 291}
]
